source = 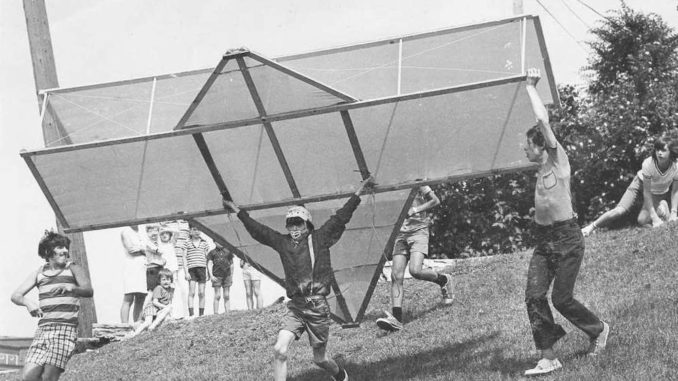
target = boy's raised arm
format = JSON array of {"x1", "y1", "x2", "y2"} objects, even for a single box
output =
[{"x1": 223, "y1": 199, "x2": 283, "y2": 247}]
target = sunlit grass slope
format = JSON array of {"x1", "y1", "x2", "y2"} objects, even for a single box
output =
[{"x1": 56, "y1": 224, "x2": 678, "y2": 380}]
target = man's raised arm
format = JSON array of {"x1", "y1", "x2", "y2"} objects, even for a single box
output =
[{"x1": 525, "y1": 68, "x2": 557, "y2": 149}]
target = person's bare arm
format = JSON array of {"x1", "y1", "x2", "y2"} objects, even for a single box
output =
[
  {"x1": 408, "y1": 188, "x2": 440, "y2": 216},
  {"x1": 11, "y1": 269, "x2": 41, "y2": 317},
  {"x1": 642, "y1": 179, "x2": 663, "y2": 227},
  {"x1": 525, "y1": 68, "x2": 557, "y2": 148},
  {"x1": 52, "y1": 264, "x2": 94, "y2": 297}
]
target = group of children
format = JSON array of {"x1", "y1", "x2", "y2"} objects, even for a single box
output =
[
  {"x1": 14, "y1": 67, "x2": 674, "y2": 379},
  {"x1": 121, "y1": 221, "x2": 266, "y2": 333}
]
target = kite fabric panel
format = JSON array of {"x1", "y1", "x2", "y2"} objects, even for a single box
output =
[
  {"x1": 193, "y1": 189, "x2": 412, "y2": 324},
  {"x1": 39, "y1": 15, "x2": 555, "y2": 147},
  {"x1": 279, "y1": 16, "x2": 554, "y2": 103},
  {"x1": 41, "y1": 70, "x2": 212, "y2": 146},
  {"x1": 23, "y1": 75, "x2": 536, "y2": 231}
]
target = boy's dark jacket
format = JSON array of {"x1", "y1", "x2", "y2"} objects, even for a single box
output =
[{"x1": 236, "y1": 194, "x2": 361, "y2": 298}]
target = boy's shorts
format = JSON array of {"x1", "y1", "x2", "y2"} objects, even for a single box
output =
[
  {"x1": 392, "y1": 229, "x2": 429, "y2": 259},
  {"x1": 188, "y1": 267, "x2": 207, "y2": 283},
  {"x1": 242, "y1": 267, "x2": 262, "y2": 281},
  {"x1": 281, "y1": 296, "x2": 331, "y2": 348},
  {"x1": 617, "y1": 175, "x2": 671, "y2": 212},
  {"x1": 25, "y1": 324, "x2": 78, "y2": 370},
  {"x1": 212, "y1": 275, "x2": 233, "y2": 288},
  {"x1": 142, "y1": 302, "x2": 158, "y2": 320}
]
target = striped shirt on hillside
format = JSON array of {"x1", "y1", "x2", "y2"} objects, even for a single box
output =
[
  {"x1": 171, "y1": 220, "x2": 190, "y2": 269},
  {"x1": 182, "y1": 239, "x2": 209, "y2": 269},
  {"x1": 37, "y1": 263, "x2": 80, "y2": 327}
]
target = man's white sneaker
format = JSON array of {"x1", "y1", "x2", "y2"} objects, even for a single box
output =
[
  {"x1": 588, "y1": 321, "x2": 610, "y2": 356},
  {"x1": 376, "y1": 311, "x2": 403, "y2": 332},
  {"x1": 581, "y1": 224, "x2": 595, "y2": 237},
  {"x1": 441, "y1": 274, "x2": 454, "y2": 305},
  {"x1": 332, "y1": 368, "x2": 348, "y2": 381},
  {"x1": 524, "y1": 358, "x2": 562, "y2": 376}
]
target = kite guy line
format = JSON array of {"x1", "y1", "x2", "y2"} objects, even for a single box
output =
[{"x1": 145, "y1": 77, "x2": 157, "y2": 135}]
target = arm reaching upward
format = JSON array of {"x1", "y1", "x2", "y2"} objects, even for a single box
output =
[{"x1": 525, "y1": 68, "x2": 557, "y2": 149}]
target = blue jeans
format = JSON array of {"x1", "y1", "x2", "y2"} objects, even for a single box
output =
[{"x1": 525, "y1": 218, "x2": 603, "y2": 350}]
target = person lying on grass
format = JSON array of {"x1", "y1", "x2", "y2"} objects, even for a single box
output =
[
  {"x1": 133, "y1": 268, "x2": 174, "y2": 336},
  {"x1": 11, "y1": 230, "x2": 94, "y2": 381},
  {"x1": 581, "y1": 135, "x2": 678, "y2": 236},
  {"x1": 223, "y1": 176, "x2": 375, "y2": 381},
  {"x1": 521, "y1": 68, "x2": 609, "y2": 376}
]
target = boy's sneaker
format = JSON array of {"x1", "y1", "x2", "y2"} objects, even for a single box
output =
[
  {"x1": 524, "y1": 358, "x2": 562, "y2": 376},
  {"x1": 441, "y1": 274, "x2": 454, "y2": 305},
  {"x1": 332, "y1": 368, "x2": 349, "y2": 381},
  {"x1": 588, "y1": 321, "x2": 610, "y2": 356},
  {"x1": 376, "y1": 311, "x2": 403, "y2": 332}
]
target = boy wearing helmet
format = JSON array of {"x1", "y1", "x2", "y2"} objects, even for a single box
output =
[{"x1": 223, "y1": 176, "x2": 374, "y2": 381}]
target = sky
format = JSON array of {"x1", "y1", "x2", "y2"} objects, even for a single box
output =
[{"x1": 1, "y1": 0, "x2": 676, "y2": 337}]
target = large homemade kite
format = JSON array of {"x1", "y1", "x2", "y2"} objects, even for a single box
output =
[{"x1": 22, "y1": 15, "x2": 558, "y2": 325}]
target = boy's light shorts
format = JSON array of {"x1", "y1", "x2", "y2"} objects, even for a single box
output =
[
  {"x1": 617, "y1": 175, "x2": 671, "y2": 212},
  {"x1": 142, "y1": 302, "x2": 158, "y2": 320},
  {"x1": 242, "y1": 266, "x2": 262, "y2": 281},
  {"x1": 281, "y1": 296, "x2": 331, "y2": 348},
  {"x1": 25, "y1": 324, "x2": 78, "y2": 370},
  {"x1": 393, "y1": 228, "x2": 429, "y2": 258}
]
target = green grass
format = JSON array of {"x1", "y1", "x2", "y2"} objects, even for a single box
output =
[{"x1": 10, "y1": 224, "x2": 678, "y2": 380}]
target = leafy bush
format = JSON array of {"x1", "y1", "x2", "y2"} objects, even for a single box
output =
[{"x1": 427, "y1": 5, "x2": 678, "y2": 258}]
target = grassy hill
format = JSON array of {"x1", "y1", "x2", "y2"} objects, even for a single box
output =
[{"x1": 13, "y1": 224, "x2": 678, "y2": 380}]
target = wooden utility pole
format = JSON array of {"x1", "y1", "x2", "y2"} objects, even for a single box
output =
[
  {"x1": 23, "y1": 0, "x2": 97, "y2": 337},
  {"x1": 514, "y1": 0, "x2": 524, "y2": 15}
]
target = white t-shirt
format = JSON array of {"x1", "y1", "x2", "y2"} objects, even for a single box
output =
[{"x1": 641, "y1": 157, "x2": 678, "y2": 195}]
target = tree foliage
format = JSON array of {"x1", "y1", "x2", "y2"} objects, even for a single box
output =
[{"x1": 428, "y1": 5, "x2": 678, "y2": 258}]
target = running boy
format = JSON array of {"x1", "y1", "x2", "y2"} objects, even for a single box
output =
[
  {"x1": 133, "y1": 268, "x2": 174, "y2": 336},
  {"x1": 376, "y1": 185, "x2": 453, "y2": 332},
  {"x1": 522, "y1": 68, "x2": 609, "y2": 376},
  {"x1": 11, "y1": 231, "x2": 94, "y2": 381},
  {"x1": 223, "y1": 176, "x2": 374, "y2": 381},
  {"x1": 207, "y1": 242, "x2": 234, "y2": 314}
]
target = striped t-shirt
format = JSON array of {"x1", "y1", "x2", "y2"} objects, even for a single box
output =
[
  {"x1": 182, "y1": 239, "x2": 209, "y2": 269},
  {"x1": 171, "y1": 220, "x2": 190, "y2": 268},
  {"x1": 37, "y1": 263, "x2": 80, "y2": 327}
]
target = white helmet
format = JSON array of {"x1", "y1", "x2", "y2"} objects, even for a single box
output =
[{"x1": 285, "y1": 205, "x2": 312, "y2": 224}]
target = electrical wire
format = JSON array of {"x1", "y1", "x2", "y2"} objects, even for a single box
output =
[
  {"x1": 575, "y1": 0, "x2": 609, "y2": 19},
  {"x1": 560, "y1": 0, "x2": 592, "y2": 28},
  {"x1": 535, "y1": 0, "x2": 589, "y2": 52}
]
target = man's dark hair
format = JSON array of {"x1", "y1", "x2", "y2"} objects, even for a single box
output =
[
  {"x1": 38, "y1": 231, "x2": 71, "y2": 261},
  {"x1": 526, "y1": 124, "x2": 546, "y2": 148}
]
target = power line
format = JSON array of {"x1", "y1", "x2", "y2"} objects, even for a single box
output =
[
  {"x1": 560, "y1": 0, "x2": 592, "y2": 28},
  {"x1": 535, "y1": 0, "x2": 588, "y2": 52},
  {"x1": 575, "y1": 0, "x2": 608, "y2": 19}
]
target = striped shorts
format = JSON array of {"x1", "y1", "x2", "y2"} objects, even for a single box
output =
[{"x1": 25, "y1": 324, "x2": 78, "y2": 370}]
